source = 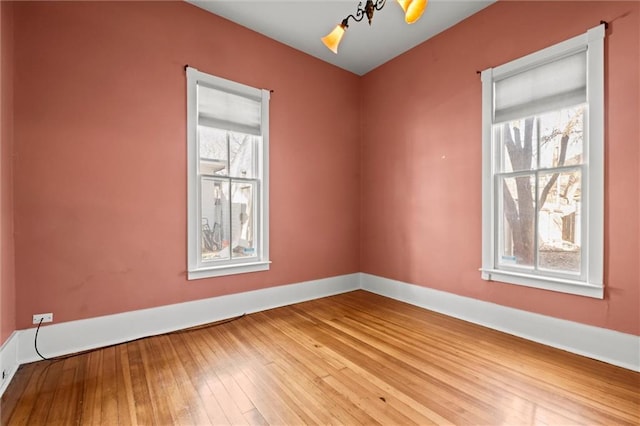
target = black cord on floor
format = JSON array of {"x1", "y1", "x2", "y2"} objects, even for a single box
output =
[{"x1": 33, "y1": 313, "x2": 247, "y2": 362}]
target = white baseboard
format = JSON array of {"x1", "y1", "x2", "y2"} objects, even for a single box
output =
[
  {"x1": 16, "y1": 273, "x2": 360, "y2": 365},
  {"x1": 0, "y1": 331, "x2": 19, "y2": 397},
  {"x1": 3, "y1": 271, "x2": 637, "y2": 399},
  {"x1": 360, "y1": 273, "x2": 640, "y2": 372}
]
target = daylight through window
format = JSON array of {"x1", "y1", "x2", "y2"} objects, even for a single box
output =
[
  {"x1": 480, "y1": 25, "x2": 605, "y2": 298},
  {"x1": 186, "y1": 67, "x2": 270, "y2": 279}
]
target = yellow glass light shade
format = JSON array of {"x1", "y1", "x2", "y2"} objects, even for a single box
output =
[
  {"x1": 397, "y1": 0, "x2": 427, "y2": 24},
  {"x1": 321, "y1": 24, "x2": 346, "y2": 54}
]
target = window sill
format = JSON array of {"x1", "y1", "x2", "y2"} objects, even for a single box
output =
[
  {"x1": 188, "y1": 260, "x2": 271, "y2": 280},
  {"x1": 480, "y1": 268, "x2": 603, "y2": 299}
]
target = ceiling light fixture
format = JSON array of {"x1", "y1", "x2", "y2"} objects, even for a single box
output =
[{"x1": 321, "y1": 0, "x2": 428, "y2": 54}]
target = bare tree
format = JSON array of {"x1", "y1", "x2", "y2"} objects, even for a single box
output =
[{"x1": 501, "y1": 111, "x2": 579, "y2": 264}]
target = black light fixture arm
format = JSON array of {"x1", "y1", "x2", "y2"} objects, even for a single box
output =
[
  {"x1": 322, "y1": 0, "x2": 426, "y2": 54},
  {"x1": 342, "y1": 0, "x2": 387, "y2": 27}
]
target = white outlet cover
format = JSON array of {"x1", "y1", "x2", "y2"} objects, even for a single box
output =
[{"x1": 32, "y1": 313, "x2": 53, "y2": 324}]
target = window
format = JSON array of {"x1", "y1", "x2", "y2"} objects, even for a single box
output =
[
  {"x1": 480, "y1": 24, "x2": 605, "y2": 298},
  {"x1": 186, "y1": 67, "x2": 270, "y2": 279}
]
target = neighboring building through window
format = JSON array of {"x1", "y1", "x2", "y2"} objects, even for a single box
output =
[
  {"x1": 480, "y1": 24, "x2": 605, "y2": 298},
  {"x1": 186, "y1": 67, "x2": 270, "y2": 279}
]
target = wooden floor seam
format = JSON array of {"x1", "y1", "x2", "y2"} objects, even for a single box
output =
[{"x1": 2, "y1": 290, "x2": 639, "y2": 425}]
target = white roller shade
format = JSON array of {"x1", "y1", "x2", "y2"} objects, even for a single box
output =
[
  {"x1": 198, "y1": 83, "x2": 262, "y2": 136},
  {"x1": 494, "y1": 50, "x2": 586, "y2": 123}
]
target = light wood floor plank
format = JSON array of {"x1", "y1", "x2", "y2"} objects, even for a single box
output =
[
  {"x1": 46, "y1": 356, "x2": 84, "y2": 426},
  {"x1": 171, "y1": 331, "x2": 246, "y2": 425},
  {"x1": 0, "y1": 362, "x2": 39, "y2": 426},
  {"x1": 115, "y1": 345, "x2": 137, "y2": 426},
  {"x1": 124, "y1": 340, "x2": 155, "y2": 425},
  {"x1": 26, "y1": 359, "x2": 64, "y2": 425},
  {"x1": 137, "y1": 338, "x2": 177, "y2": 424},
  {"x1": 1, "y1": 290, "x2": 638, "y2": 425}
]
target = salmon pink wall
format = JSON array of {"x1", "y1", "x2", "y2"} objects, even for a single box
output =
[
  {"x1": 7, "y1": 0, "x2": 639, "y2": 338},
  {"x1": 361, "y1": 1, "x2": 640, "y2": 335},
  {"x1": 12, "y1": 1, "x2": 360, "y2": 329},
  {"x1": 1, "y1": 0, "x2": 16, "y2": 345}
]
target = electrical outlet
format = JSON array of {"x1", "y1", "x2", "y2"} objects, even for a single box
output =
[{"x1": 33, "y1": 313, "x2": 53, "y2": 324}]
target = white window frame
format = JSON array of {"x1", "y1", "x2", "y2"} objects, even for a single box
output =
[
  {"x1": 186, "y1": 67, "x2": 270, "y2": 279},
  {"x1": 480, "y1": 24, "x2": 605, "y2": 298}
]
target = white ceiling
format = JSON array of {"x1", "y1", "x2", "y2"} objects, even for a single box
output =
[{"x1": 188, "y1": 0, "x2": 496, "y2": 75}]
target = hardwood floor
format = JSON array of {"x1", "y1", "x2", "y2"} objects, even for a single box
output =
[{"x1": 2, "y1": 290, "x2": 639, "y2": 425}]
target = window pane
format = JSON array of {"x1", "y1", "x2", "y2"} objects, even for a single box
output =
[
  {"x1": 539, "y1": 105, "x2": 584, "y2": 169},
  {"x1": 187, "y1": 67, "x2": 270, "y2": 279},
  {"x1": 538, "y1": 170, "x2": 581, "y2": 273},
  {"x1": 230, "y1": 181, "x2": 257, "y2": 259},
  {"x1": 201, "y1": 178, "x2": 230, "y2": 262},
  {"x1": 498, "y1": 174, "x2": 536, "y2": 268},
  {"x1": 199, "y1": 126, "x2": 228, "y2": 176},
  {"x1": 229, "y1": 132, "x2": 257, "y2": 179},
  {"x1": 497, "y1": 118, "x2": 537, "y2": 173}
]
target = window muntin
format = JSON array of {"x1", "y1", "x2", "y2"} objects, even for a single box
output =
[
  {"x1": 187, "y1": 67, "x2": 270, "y2": 279},
  {"x1": 494, "y1": 105, "x2": 584, "y2": 278},
  {"x1": 481, "y1": 24, "x2": 604, "y2": 298}
]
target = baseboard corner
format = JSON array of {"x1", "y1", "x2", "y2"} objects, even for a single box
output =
[
  {"x1": 360, "y1": 273, "x2": 640, "y2": 372},
  {"x1": 0, "y1": 331, "x2": 20, "y2": 398}
]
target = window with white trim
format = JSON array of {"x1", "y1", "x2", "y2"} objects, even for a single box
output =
[
  {"x1": 480, "y1": 24, "x2": 605, "y2": 298},
  {"x1": 186, "y1": 67, "x2": 270, "y2": 279}
]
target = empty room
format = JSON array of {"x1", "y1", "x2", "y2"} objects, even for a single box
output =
[{"x1": 1, "y1": 0, "x2": 638, "y2": 424}]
